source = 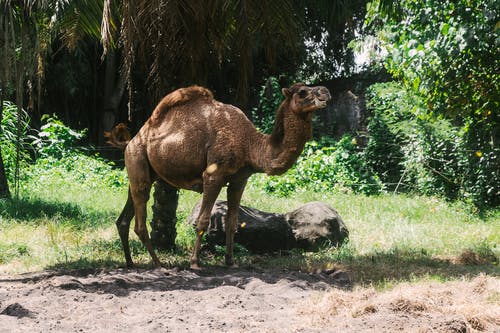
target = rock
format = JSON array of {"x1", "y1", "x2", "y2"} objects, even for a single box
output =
[
  {"x1": 285, "y1": 201, "x2": 349, "y2": 251},
  {"x1": 186, "y1": 201, "x2": 348, "y2": 253}
]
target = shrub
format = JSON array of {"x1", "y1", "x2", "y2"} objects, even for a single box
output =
[
  {"x1": 364, "y1": 82, "x2": 497, "y2": 207},
  {"x1": 32, "y1": 114, "x2": 86, "y2": 158},
  {"x1": 0, "y1": 101, "x2": 32, "y2": 181},
  {"x1": 401, "y1": 120, "x2": 464, "y2": 199},
  {"x1": 366, "y1": 82, "x2": 464, "y2": 197},
  {"x1": 262, "y1": 137, "x2": 383, "y2": 197},
  {"x1": 23, "y1": 153, "x2": 127, "y2": 190},
  {"x1": 364, "y1": 83, "x2": 409, "y2": 189},
  {"x1": 462, "y1": 122, "x2": 500, "y2": 207},
  {"x1": 23, "y1": 115, "x2": 127, "y2": 190},
  {"x1": 251, "y1": 77, "x2": 283, "y2": 134}
]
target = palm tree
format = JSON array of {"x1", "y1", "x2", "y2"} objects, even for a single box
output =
[
  {"x1": 101, "y1": 0, "x2": 371, "y2": 249},
  {"x1": 102, "y1": 0, "x2": 370, "y2": 111},
  {"x1": 0, "y1": 0, "x2": 52, "y2": 197}
]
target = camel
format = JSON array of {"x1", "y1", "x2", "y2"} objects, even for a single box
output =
[{"x1": 107, "y1": 83, "x2": 331, "y2": 269}]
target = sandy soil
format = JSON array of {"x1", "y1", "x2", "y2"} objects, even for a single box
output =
[{"x1": 0, "y1": 267, "x2": 499, "y2": 332}]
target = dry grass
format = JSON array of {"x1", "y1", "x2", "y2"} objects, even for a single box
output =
[
  {"x1": 299, "y1": 274, "x2": 500, "y2": 332},
  {"x1": 457, "y1": 248, "x2": 498, "y2": 266}
]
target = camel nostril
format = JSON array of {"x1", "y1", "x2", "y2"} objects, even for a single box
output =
[{"x1": 315, "y1": 87, "x2": 331, "y2": 101}]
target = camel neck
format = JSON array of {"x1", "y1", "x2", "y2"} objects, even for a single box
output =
[{"x1": 250, "y1": 101, "x2": 312, "y2": 175}]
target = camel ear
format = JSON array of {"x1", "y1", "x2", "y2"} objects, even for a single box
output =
[{"x1": 282, "y1": 88, "x2": 292, "y2": 98}]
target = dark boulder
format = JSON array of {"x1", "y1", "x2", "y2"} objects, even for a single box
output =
[{"x1": 186, "y1": 200, "x2": 348, "y2": 253}]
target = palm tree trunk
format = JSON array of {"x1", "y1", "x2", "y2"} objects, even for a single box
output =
[
  {"x1": 100, "y1": 51, "x2": 126, "y2": 145},
  {"x1": 0, "y1": 145, "x2": 10, "y2": 199},
  {"x1": 150, "y1": 179, "x2": 178, "y2": 250},
  {"x1": 0, "y1": 93, "x2": 11, "y2": 199}
]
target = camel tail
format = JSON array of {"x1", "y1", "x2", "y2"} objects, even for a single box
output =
[{"x1": 104, "y1": 123, "x2": 131, "y2": 150}]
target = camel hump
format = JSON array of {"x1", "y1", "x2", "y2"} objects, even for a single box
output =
[
  {"x1": 104, "y1": 123, "x2": 131, "y2": 149},
  {"x1": 151, "y1": 86, "x2": 214, "y2": 122}
]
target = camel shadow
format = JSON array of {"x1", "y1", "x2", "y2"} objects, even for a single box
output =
[
  {"x1": 243, "y1": 247, "x2": 499, "y2": 286},
  {"x1": 1, "y1": 247, "x2": 497, "y2": 297},
  {"x1": 0, "y1": 265, "x2": 348, "y2": 298}
]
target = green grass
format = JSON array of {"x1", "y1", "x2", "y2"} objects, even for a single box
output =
[{"x1": 0, "y1": 163, "x2": 498, "y2": 288}]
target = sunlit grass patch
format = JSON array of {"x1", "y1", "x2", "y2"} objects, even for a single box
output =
[{"x1": 0, "y1": 154, "x2": 498, "y2": 287}]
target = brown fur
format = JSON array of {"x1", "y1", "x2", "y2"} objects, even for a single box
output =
[
  {"x1": 109, "y1": 83, "x2": 331, "y2": 269},
  {"x1": 150, "y1": 85, "x2": 213, "y2": 123}
]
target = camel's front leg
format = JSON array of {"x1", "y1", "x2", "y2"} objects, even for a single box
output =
[
  {"x1": 190, "y1": 173, "x2": 223, "y2": 270},
  {"x1": 225, "y1": 179, "x2": 247, "y2": 267}
]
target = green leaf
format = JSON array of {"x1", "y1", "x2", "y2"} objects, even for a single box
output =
[
  {"x1": 441, "y1": 23, "x2": 450, "y2": 36},
  {"x1": 412, "y1": 77, "x2": 421, "y2": 91}
]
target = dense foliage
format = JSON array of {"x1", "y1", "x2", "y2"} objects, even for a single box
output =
[
  {"x1": 0, "y1": 109, "x2": 128, "y2": 191},
  {"x1": 257, "y1": 137, "x2": 382, "y2": 197},
  {"x1": 25, "y1": 115, "x2": 127, "y2": 190},
  {"x1": 251, "y1": 77, "x2": 284, "y2": 134},
  {"x1": 0, "y1": 102, "x2": 32, "y2": 181},
  {"x1": 32, "y1": 115, "x2": 87, "y2": 159},
  {"x1": 363, "y1": 0, "x2": 499, "y2": 207},
  {"x1": 365, "y1": 82, "x2": 465, "y2": 199},
  {"x1": 369, "y1": 0, "x2": 499, "y2": 121}
]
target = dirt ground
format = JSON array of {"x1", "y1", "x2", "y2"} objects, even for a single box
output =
[{"x1": 0, "y1": 267, "x2": 499, "y2": 333}]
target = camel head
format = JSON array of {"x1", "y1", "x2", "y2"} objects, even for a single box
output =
[{"x1": 282, "y1": 83, "x2": 331, "y2": 114}]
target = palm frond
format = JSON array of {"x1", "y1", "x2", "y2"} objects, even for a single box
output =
[
  {"x1": 57, "y1": 0, "x2": 104, "y2": 50},
  {"x1": 101, "y1": 0, "x2": 120, "y2": 57}
]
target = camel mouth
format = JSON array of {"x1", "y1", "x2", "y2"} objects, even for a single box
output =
[{"x1": 314, "y1": 99, "x2": 328, "y2": 108}]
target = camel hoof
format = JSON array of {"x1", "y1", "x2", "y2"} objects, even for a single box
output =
[
  {"x1": 190, "y1": 257, "x2": 202, "y2": 270},
  {"x1": 190, "y1": 263, "x2": 202, "y2": 271},
  {"x1": 154, "y1": 266, "x2": 170, "y2": 275}
]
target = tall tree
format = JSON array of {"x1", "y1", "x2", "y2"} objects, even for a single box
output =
[
  {"x1": 366, "y1": 0, "x2": 499, "y2": 206},
  {"x1": 0, "y1": 0, "x2": 52, "y2": 197},
  {"x1": 102, "y1": 0, "x2": 369, "y2": 111},
  {"x1": 101, "y1": 0, "x2": 370, "y2": 248}
]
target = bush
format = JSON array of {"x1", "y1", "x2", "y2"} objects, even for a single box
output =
[
  {"x1": 364, "y1": 83, "x2": 409, "y2": 189},
  {"x1": 366, "y1": 82, "x2": 464, "y2": 197},
  {"x1": 23, "y1": 154, "x2": 127, "y2": 191},
  {"x1": 0, "y1": 101, "x2": 32, "y2": 182},
  {"x1": 462, "y1": 122, "x2": 500, "y2": 207},
  {"x1": 261, "y1": 137, "x2": 383, "y2": 197},
  {"x1": 251, "y1": 77, "x2": 284, "y2": 134},
  {"x1": 365, "y1": 82, "x2": 498, "y2": 207},
  {"x1": 32, "y1": 114, "x2": 86, "y2": 158},
  {"x1": 23, "y1": 115, "x2": 127, "y2": 190}
]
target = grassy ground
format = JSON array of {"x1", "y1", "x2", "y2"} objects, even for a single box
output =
[{"x1": 0, "y1": 170, "x2": 498, "y2": 287}]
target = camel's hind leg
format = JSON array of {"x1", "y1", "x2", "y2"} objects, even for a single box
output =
[
  {"x1": 225, "y1": 179, "x2": 247, "y2": 266},
  {"x1": 116, "y1": 189, "x2": 135, "y2": 268},
  {"x1": 126, "y1": 151, "x2": 161, "y2": 267},
  {"x1": 134, "y1": 202, "x2": 161, "y2": 267}
]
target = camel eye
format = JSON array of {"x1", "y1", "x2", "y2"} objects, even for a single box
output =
[{"x1": 298, "y1": 90, "x2": 308, "y2": 98}]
